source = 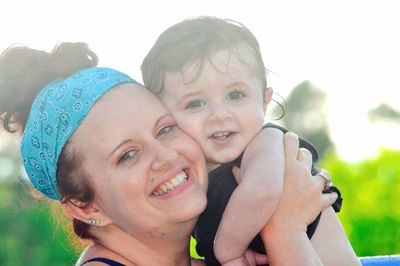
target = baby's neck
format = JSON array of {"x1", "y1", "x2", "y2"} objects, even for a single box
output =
[{"x1": 206, "y1": 161, "x2": 221, "y2": 172}]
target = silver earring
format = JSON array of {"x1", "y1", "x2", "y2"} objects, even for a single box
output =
[
  {"x1": 89, "y1": 218, "x2": 97, "y2": 225},
  {"x1": 150, "y1": 177, "x2": 155, "y2": 182}
]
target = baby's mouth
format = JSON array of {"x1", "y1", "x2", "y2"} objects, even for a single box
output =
[
  {"x1": 152, "y1": 171, "x2": 188, "y2": 196},
  {"x1": 210, "y1": 131, "x2": 234, "y2": 141}
]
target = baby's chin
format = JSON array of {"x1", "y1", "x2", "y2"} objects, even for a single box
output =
[{"x1": 205, "y1": 152, "x2": 241, "y2": 170}]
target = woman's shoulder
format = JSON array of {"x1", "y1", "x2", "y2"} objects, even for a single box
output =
[
  {"x1": 191, "y1": 258, "x2": 205, "y2": 266},
  {"x1": 76, "y1": 244, "x2": 132, "y2": 266},
  {"x1": 79, "y1": 258, "x2": 126, "y2": 266}
]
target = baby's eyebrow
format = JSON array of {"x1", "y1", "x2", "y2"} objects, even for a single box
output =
[
  {"x1": 176, "y1": 91, "x2": 203, "y2": 103},
  {"x1": 226, "y1": 81, "x2": 247, "y2": 89}
]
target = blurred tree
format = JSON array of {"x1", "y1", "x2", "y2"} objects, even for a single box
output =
[
  {"x1": 368, "y1": 103, "x2": 400, "y2": 123},
  {"x1": 272, "y1": 80, "x2": 335, "y2": 159},
  {"x1": 0, "y1": 132, "x2": 21, "y2": 181}
]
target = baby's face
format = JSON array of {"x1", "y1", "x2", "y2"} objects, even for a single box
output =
[{"x1": 159, "y1": 46, "x2": 271, "y2": 168}]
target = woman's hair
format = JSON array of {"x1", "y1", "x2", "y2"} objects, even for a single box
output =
[
  {"x1": 141, "y1": 16, "x2": 268, "y2": 94},
  {"x1": 0, "y1": 42, "x2": 98, "y2": 240}
]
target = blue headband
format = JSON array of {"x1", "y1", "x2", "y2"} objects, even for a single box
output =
[{"x1": 21, "y1": 67, "x2": 138, "y2": 200}]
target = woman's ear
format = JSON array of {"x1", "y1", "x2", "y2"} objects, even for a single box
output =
[
  {"x1": 63, "y1": 199, "x2": 113, "y2": 227},
  {"x1": 263, "y1": 87, "x2": 273, "y2": 112}
]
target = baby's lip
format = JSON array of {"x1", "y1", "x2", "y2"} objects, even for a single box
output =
[
  {"x1": 208, "y1": 130, "x2": 237, "y2": 140},
  {"x1": 209, "y1": 130, "x2": 234, "y2": 137}
]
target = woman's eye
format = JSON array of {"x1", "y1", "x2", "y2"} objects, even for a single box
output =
[
  {"x1": 185, "y1": 99, "x2": 206, "y2": 109},
  {"x1": 227, "y1": 90, "x2": 245, "y2": 101},
  {"x1": 157, "y1": 124, "x2": 177, "y2": 137},
  {"x1": 118, "y1": 150, "x2": 137, "y2": 164}
]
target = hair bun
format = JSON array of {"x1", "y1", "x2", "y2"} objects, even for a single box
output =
[
  {"x1": 51, "y1": 42, "x2": 98, "y2": 77},
  {"x1": 0, "y1": 42, "x2": 98, "y2": 132}
]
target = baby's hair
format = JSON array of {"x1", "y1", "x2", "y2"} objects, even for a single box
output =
[
  {"x1": 141, "y1": 16, "x2": 268, "y2": 95},
  {"x1": 270, "y1": 92, "x2": 287, "y2": 121}
]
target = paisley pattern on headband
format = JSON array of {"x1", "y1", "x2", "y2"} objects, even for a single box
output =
[{"x1": 21, "y1": 67, "x2": 137, "y2": 200}]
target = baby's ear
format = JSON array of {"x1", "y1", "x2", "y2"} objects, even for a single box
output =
[
  {"x1": 63, "y1": 198, "x2": 112, "y2": 227},
  {"x1": 263, "y1": 87, "x2": 273, "y2": 112}
]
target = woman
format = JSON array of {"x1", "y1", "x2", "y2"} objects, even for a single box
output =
[{"x1": 0, "y1": 42, "x2": 342, "y2": 266}]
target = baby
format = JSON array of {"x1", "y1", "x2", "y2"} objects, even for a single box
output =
[{"x1": 141, "y1": 16, "x2": 339, "y2": 265}]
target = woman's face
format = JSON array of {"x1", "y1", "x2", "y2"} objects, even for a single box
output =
[{"x1": 70, "y1": 83, "x2": 208, "y2": 237}]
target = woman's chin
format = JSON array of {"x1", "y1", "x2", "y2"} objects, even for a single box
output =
[{"x1": 170, "y1": 191, "x2": 207, "y2": 223}]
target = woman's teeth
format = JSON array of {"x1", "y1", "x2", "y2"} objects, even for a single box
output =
[{"x1": 152, "y1": 171, "x2": 188, "y2": 196}]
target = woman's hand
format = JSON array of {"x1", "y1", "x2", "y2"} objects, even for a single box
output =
[
  {"x1": 261, "y1": 132, "x2": 338, "y2": 266},
  {"x1": 218, "y1": 250, "x2": 268, "y2": 266},
  {"x1": 271, "y1": 132, "x2": 338, "y2": 231}
]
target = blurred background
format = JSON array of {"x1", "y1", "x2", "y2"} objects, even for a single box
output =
[{"x1": 1, "y1": 0, "x2": 399, "y2": 265}]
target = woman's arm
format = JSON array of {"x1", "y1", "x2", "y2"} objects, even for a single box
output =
[
  {"x1": 311, "y1": 207, "x2": 361, "y2": 265},
  {"x1": 261, "y1": 132, "x2": 339, "y2": 266}
]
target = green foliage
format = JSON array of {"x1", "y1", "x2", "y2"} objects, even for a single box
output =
[
  {"x1": 0, "y1": 180, "x2": 80, "y2": 266},
  {"x1": 321, "y1": 149, "x2": 400, "y2": 256}
]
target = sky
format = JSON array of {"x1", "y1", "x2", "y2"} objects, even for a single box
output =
[{"x1": 1, "y1": 0, "x2": 399, "y2": 162}]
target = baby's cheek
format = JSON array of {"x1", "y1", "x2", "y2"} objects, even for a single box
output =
[
  {"x1": 182, "y1": 124, "x2": 204, "y2": 142},
  {"x1": 175, "y1": 115, "x2": 202, "y2": 134}
]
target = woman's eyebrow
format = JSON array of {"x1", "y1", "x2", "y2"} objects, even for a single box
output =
[
  {"x1": 154, "y1": 114, "x2": 172, "y2": 128},
  {"x1": 108, "y1": 139, "x2": 132, "y2": 160},
  {"x1": 107, "y1": 114, "x2": 172, "y2": 160}
]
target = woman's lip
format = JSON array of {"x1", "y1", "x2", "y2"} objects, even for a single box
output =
[
  {"x1": 150, "y1": 168, "x2": 196, "y2": 199},
  {"x1": 150, "y1": 167, "x2": 191, "y2": 196},
  {"x1": 152, "y1": 170, "x2": 188, "y2": 196}
]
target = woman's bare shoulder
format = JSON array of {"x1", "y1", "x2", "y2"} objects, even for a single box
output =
[
  {"x1": 75, "y1": 244, "x2": 135, "y2": 266},
  {"x1": 191, "y1": 258, "x2": 205, "y2": 266}
]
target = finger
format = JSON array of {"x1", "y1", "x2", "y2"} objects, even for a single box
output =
[
  {"x1": 316, "y1": 169, "x2": 332, "y2": 191},
  {"x1": 321, "y1": 192, "x2": 338, "y2": 209},
  {"x1": 284, "y1": 132, "x2": 300, "y2": 163},
  {"x1": 243, "y1": 250, "x2": 268, "y2": 266},
  {"x1": 254, "y1": 253, "x2": 269, "y2": 265},
  {"x1": 232, "y1": 166, "x2": 241, "y2": 183},
  {"x1": 314, "y1": 172, "x2": 327, "y2": 192},
  {"x1": 243, "y1": 250, "x2": 256, "y2": 266},
  {"x1": 297, "y1": 148, "x2": 312, "y2": 170}
]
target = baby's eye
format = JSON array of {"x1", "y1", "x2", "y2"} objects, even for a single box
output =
[
  {"x1": 118, "y1": 150, "x2": 137, "y2": 164},
  {"x1": 185, "y1": 99, "x2": 206, "y2": 109},
  {"x1": 157, "y1": 124, "x2": 177, "y2": 137},
  {"x1": 227, "y1": 90, "x2": 245, "y2": 101}
]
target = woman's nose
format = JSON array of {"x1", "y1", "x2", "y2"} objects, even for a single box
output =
[{"x1": 150, "y1": 141, "x2": 179, "y2": 171}]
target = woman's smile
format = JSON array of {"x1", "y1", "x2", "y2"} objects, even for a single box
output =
[{"x1": 152, "y1": 170, "x2": 189, "y2": 196}]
